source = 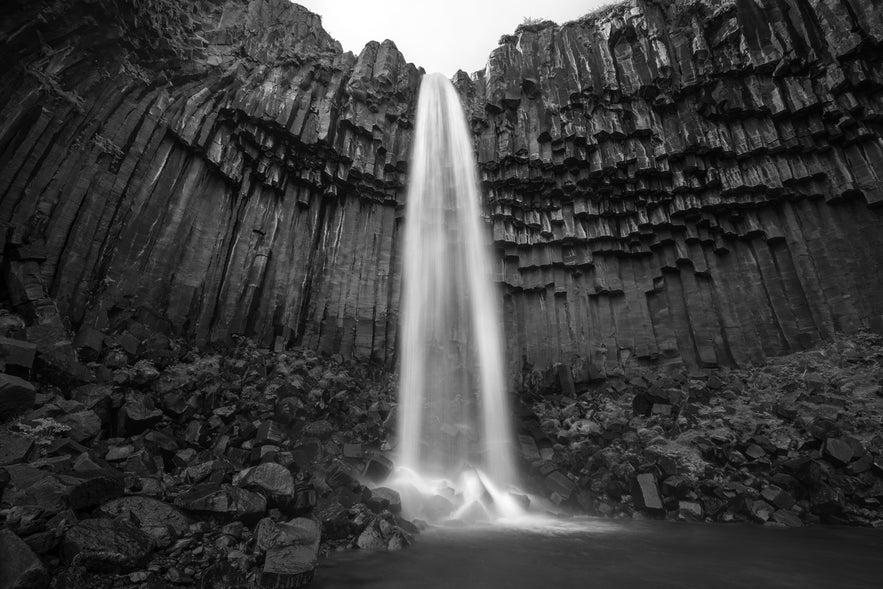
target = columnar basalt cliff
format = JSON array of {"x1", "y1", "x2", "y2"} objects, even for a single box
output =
[
  {"x1": 460, "y1": 0, "x2": 883, "y2": 380},
  {"x1": 2, "y1": 0, "x2": 883, "y2": 380}
]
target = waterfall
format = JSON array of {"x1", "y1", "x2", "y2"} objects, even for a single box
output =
[{"x1": 395, "y1": 72, "x2": 517, "y2": 511}]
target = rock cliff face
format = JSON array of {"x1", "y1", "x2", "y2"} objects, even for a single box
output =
[{"x1": 1, "y1": 0, "x2": 883, "y2": 380}]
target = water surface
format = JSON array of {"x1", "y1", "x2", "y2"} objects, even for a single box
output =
[{"x1": 314, "y1": 518, "x2": 883, "y2": 588}]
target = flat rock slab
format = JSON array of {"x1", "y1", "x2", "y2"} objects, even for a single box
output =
[
  {"x1": 174, "y1": 483, "x2": 267, "y2": 523},
  {"x1": 255, "y1": 517, "x2": 320, "y2": 552},
  {"x1": 824, "y1": 438, "x2": 855, "y2": 466},
  {"x1": 0, "y1": 528, "x2": 49, "y2": 589},
  {"x1": 61, "y1": 518, "x2": 153, "y2": 572},
  {"x1": 258, "y1": 517, "x2": 320, "y2": 588},
  {"x1": 261, "y1": 544, "x2": 318, "y2": 588},
  {"x1": 632, "y1": 473, "x2": 663, "y2": 511},
  {"x1": 0, "y1": 337, "x2": 37, "y2": 370},
  {"x1": 0, "y1": 373, "x2": 35, "y2": 420},
  {"x1": 97, "y1": 496, "x2": 190, "y2": 536},
  {"x1": 0, "y1": 432, "x2": 34, "y2": 466}
]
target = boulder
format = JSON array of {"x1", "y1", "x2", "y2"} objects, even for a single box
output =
[
  {"x1": 316, "y1": 502, "x2": 350, "y2": 540},
  {"x1": 0, "y1": 432, "x2": 34, "y2": 466},
  {"x1": 760, "y1": 486, "x2": 795, "y2": 509},
  {"x1": 259, "y1": 518, "x2": 321, "y2": 589},
  {"x1": 356, "y1": 520, "x2": 387, "y2": 551},
  {"x1": 772, "y1": 509, "x2": 803, "y2": 527},
  {"x1": 97, "y1": 496, "x2": 190, "y2": 541},
  {"x1": 545, "y1": 471, "x2": 576, "y2": 502},
  {"x1": 254, "y1": 517, "x2": 320, "y2": 552},
  {"x1": 0, "y1": 337, "x2": 37, "y2": 370},
  {"x1": 256, "y1": 420, "x2": 286, "y2": 445},
  {"x1": 0, "y1": 373, "x2": 36, "y2": 420},
  {"x1": 60, "y1": 518, "x2": 153, "y2": 572},
  {"x1": 678, "y1": 501, "x2": 703, "y2": 520},
  {"x1": 632, "y1": 473, "x2": 663, "y2": 511},
  {"x1": 363, "y1": 454, "x2": 393, "y2": 482},
  {"x1": 342, "y1": 443, "x2": 363, "y2": 459},
  {"x1": 174, "y1": 484, "x2": 267, "y2": 523},
  {"x1": 57, "y1": 410, "x2": 102, "y2": 442},
  {"x1": 0, "y1": 528, "x2": 48, "y2": 589},
  {"x1": 367, "y1": 487, "x2": 402, "y2": 514},
  {"x1": 302, "y1": 420, "x2": 334, "y2": 439},
  {"x1": 0, "y1": 467, "x2": 10, "y2": 498},
  {"x1": 120, "y1": 393, "x2": 163, "y2": 435},
  {"x1": 823, "y1": 438, "x2": 854, "y2": 466},
  {"x1": 233, "y1": 462, "x2": 294, "y2": 497},
  {"x1": 69, "y1": 384, "x2": 113, "y2": 421},
  {"x1": 747, "y1": 499, "x2": 775, "y2": 522}
]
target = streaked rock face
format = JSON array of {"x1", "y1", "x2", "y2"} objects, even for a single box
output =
[{"x1": 2, "y1": 0, "x2": 883, "y2": 378}]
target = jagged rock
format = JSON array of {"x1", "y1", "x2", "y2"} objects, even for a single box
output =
[
  {"x1": 809, "y1": 485, "x2": 845, "y2": 516},
  {"x1": 316, "y1": 502, "x2": 350, "y2": 541},
  {"x1": 363, "y1": 454, "x2": 393, "y2": 482},
  {"x1": 233, "y1": 462, "x2": 295, "y2": 497},
  {"x1": 255, "y1": 421, "x2": 286, "y2": 446},
  {"x1": 0, "y1": 337, "x2": 37, "y2": 370},
  {"x1": 60, "y1": 518, "x2": 153, "y2": 572},
  {"x1": 258, "y1": 518, "x2": 321, "y2": 588},
  {"x1": 0, "y1": 528, "x2": 49, "y2": 589},
  {"x1": 356, "y1": 520, "x2": 387, "y2": 551},
  {"x1": 0, "y1": 433, "x2": 34, "y2": 466},
  {"x1": 342, "y1": 443, "x2": 362, "y2": 459},
  {"x1": 824, "y1": 438, "x2": 855, "y2": 466},
  {"x1": 760, "y1": 486, "x2": 795, "y2": 510},
  {"x1": 0, "y1": 467, "x2": 10, "y2": 498},
  {"x1": 678, "y1": 501, "x2": 703, "y2": 520},
  {"x1": 96, "y1": 496, "x2": 190, "y2": 542},
  {"x1": 303, "y1": 420, "x2": 334, "y2": 439},
  {"x1": 57, "y1": 410, "x2": 101, "y2": 443},
  {"x1": 0, "y1": 374, "x2": 36, "y2": 420},
  {"x1": 120, "y1": 393, "x2": 163, "y2": 435},
  {"x1": 70, "y1": 384, "x2": 113, "y2": 421},
  {"x1": 772, "y1": 509, "x2": 804, "y2": 528},
  {"x1": 61, "y1": 469, "x2": 126, "y2": 510},
  {"x1": 326, "y1": 461, "x2": 360, "y2": 489},
  {"x1": 173, "y1": 484, "x2": 267, "y2": 523},
  {"x1": 747, "y1": 500, "x2": 775, "y2": 523},
  {"x1": 545, "y1": 471, "x2": 576, "y2": 502},
  {"x1": 367, "y1": 487, "x2": 401, "y2": 514}
]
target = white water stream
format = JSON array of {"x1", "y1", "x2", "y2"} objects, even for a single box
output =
[{"x1": 393, "y1": 73, "x2": 521, "y2": 521}]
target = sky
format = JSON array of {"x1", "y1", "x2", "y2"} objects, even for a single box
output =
[{"x1": 292, "y1": 0, "x2": 612, "y2": 77}]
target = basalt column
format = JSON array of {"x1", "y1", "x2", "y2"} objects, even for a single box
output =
[
  {"x1": 2, "y1": 0, "x2": 883, "y2": 379},
  {"x1": 454, "y1": 0, "x2": 883, "y2": 378}
]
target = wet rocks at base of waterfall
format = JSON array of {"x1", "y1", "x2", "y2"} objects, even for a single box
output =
[
  {"x1": 519, "y1": 333, "x2": 883, "y2": 528},
  {"x1": 0, "y1": 325, "x2": 415, "y2": 588}
]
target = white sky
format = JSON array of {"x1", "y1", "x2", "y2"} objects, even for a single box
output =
[{"x1": 292, "y1": 0, "x2": 612, "y2": 76}]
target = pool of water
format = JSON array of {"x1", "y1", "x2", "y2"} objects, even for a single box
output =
[{"x1": 313, "y1": 518, "x2": 883, "y2": 588}]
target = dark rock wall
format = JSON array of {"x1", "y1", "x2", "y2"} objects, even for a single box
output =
[
  {"x1": 459, "y1": 0, "x2": 883, "y2": 377},
  {"x1": 0, "y1": 0, "x2": 419, "y2": 363},
  {"x1": 2, "y1": 0, "x2": 883, "y2": 377}
]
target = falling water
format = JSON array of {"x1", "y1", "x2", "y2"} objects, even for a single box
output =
[{"x1": 395, "y1": 73, "x2": 517, "y2": 515}]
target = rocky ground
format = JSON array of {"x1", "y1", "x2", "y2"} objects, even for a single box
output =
[
  {"x1": 2, "y1": 306, "x2": 882, "y2": 588},
  {"x1": 0, "y1": 311, "x2": 415, "y2": 589},
  {"x1": 519, "y1": 332, "x2": 883, "y2": 528}
]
